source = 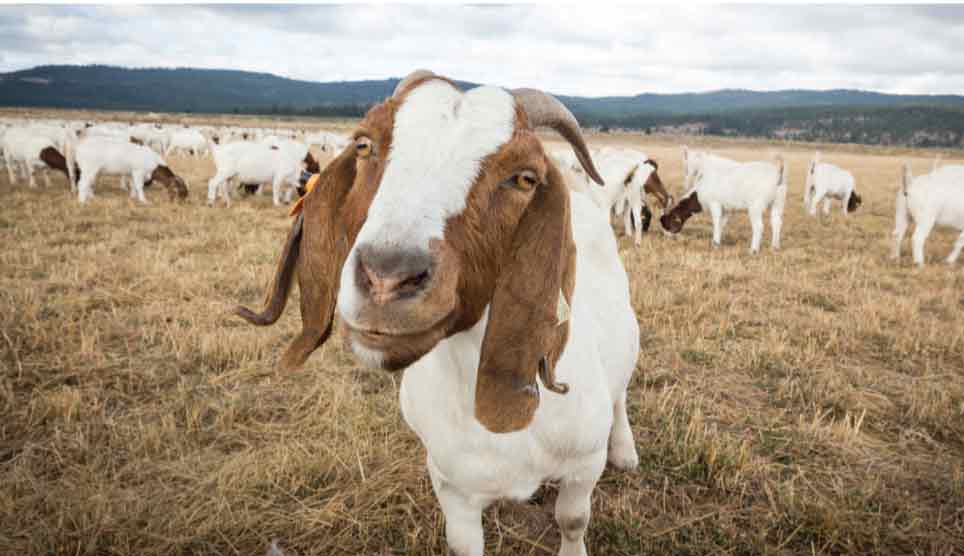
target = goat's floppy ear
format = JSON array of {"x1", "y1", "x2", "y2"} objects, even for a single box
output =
[
  {"x1": 475, "y1": 162, "x2": 575, "y2": 433},
  {"x1": 234, "y1": 144, "x2": 364, "y2": 372}
]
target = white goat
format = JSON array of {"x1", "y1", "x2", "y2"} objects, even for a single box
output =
[
  {"x1": 1, "y1": 127, "x2": 72, "y2": 188},
  {"x1": 304, "y1": 130, "x2": 349, "y2": 154},
  {"x1": 166, "y1": 128, "x2": 209, "y2": 158},
  {"x1": 207, "y1": 139, "x2": 318, "y2": 207},
  {"x1": 662, "y1": 152, "x2": 787, "y2": 252},
  {"x1": 893, "y1": 162, "x2": 964, "y2": 266},
  {"x1": 235, "y1": 72, "x2": 639, "y2": 556},
  {"x1": 555, "y1": 146, "x2": 669, "y2": 246},
  {"x1": 803, "y1": 152, "x2": 861, "y2": 216},
  {"x1": 67, "y1": 136, "x2": 188, "y2": 204}
]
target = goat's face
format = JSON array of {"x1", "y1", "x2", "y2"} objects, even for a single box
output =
[
  {"x1": 150, "y1": 165, "x2": 189, "y2": 201},
  {"x1": 659, "y1": 191, "x2": 702, "y2": 234},
  {"x1": 847, "y1": 191, "x2": 862, "y2": 213},
  {"x1": 271, "y1": 73, "x2": 602, "y2": 432},
  {"x1": 339, "y1": 81, "x2": 553, "y2": 369}
]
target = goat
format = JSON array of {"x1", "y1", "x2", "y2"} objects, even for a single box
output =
[
  {"x1": 893, "y1": 162, "x2": 964, "y2": 266},
  {"x1": 66, "y1": 136, "x2": 189, "y2": 203},
  {"x1": 803, "y1": 152, "x2": 861, "y2": 216},
  {"x1": 166, "y1": 129, "x2": 209, "y2": 158},
  {"x1": 233, "y1": 71, "x2": 640, "y2": 556},
  {"x1": 304, "y1": 130, "x2": 349, "y2": 154},
  {"x1": 207, "y1": 139, "x2": 319, "y2": 207},
  {"x1": 556, "y1": 146, "x2": 671, "y2": 246},
  {"x1": 1, "y1": 127, "x2": 74, "y2": 188},
  {"x1": 661, "y1": 152, "x2": 787, "y2": 252}
]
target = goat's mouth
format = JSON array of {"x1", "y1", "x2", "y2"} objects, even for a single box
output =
[{"x1": 340, "y1": 313, "x2": 453, "y2": 372}]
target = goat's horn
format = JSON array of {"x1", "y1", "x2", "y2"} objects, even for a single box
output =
[
  {"x1": 393, "y1": 69, "x2": 436, "y2": 98},
  {"x1": 511, "y1": 88, "x2": 604, "y2": 186}
]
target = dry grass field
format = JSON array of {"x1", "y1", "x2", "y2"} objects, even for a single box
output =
[{"x1": 2, "y1": 109, "x2": 963, "y2": 555}]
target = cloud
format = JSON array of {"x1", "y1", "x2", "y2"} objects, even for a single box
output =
[{"x1": 0, "y1": 5, "x2": 962, "y2": 95}]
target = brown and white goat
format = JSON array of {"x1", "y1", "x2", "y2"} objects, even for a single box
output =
[{"x1": 235, "y1": 71, "x2": 640, "y2": 556}]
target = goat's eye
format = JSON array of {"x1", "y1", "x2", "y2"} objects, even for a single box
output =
[
  {"x1": 355, "y1": 136, "x2": 374, "y2": 158},
  {"x1": 506, "y1": 170, "x2": 538, "y2": 192}
]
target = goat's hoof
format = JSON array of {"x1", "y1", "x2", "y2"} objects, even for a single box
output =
[{"x1": 608, "y1": 445, "x2": 639, "y2": 471}]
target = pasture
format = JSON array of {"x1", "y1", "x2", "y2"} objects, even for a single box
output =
[{"x1": 2, "y1": 110, "x2": 963, "y2": 555}]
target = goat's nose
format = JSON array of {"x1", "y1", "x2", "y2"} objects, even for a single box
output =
[{"x1": 355, "y1": 244, "x2": 433, "y2": 304}]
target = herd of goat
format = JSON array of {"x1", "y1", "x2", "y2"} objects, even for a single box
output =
[
  {"x1": 1, "y1": 70, "x2": 963, "y2": 556},
  {"x1": 2, "y1": 110, "x2": 961, "y2": 266}
]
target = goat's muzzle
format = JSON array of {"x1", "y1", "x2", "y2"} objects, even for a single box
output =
[{"x1": 355, "y1": 244, "x2": 434, "y2": 305}]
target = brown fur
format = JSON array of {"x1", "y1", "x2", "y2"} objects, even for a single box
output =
[
  {"x1": 237, "y1": 77, "x2": 584, "y2": 433},
  {"x1": 304, "y1": 152, "x2": 320, "y2": 174},
  {"x1": 659, "y1": 191, "x2": 702, "y2": 233},
  {"x1": 642, "y1": 159, "x2": 673, "y2": 210},
  {"x1": 39, "y1": 147, "x2": 71, "y2": 179},
  {"x1": 129, "y1": 137, "x2": 144, "y2": 146},
  {"x1": 150, "y1": 165, "x2": 189, "y2": 201},
  {"x1": 848, "y1": 191, "x2": 862, "y2": 213}
]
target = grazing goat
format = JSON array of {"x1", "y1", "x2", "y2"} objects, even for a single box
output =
[
  {"x1": 234, "y1": 70, "x2": 640, "y2": 556},
  {"x1": 1, "y1": 127, "x2": 74, "y2": 188},
  {"x1": 803, "y1": 152, "x2": 861, "y2": 216},
  {"x1": 166, "y1": 129, "x2": 209, "y2": 158},
  {"x1": 207, "y1": 139, "x2": 320, "y2": 207},
  {"x1": 304, "y1": 130, "x2": 349, "y2": 154},
  {"x1": 661, "y1": 153, "x2": 787, "y2": 252},
  {"x1": 67, "y1": 136, "x2": 188, "y2": 203},
  {"x1": 556, "y1": 146, "x2": 671, "y2": 245},
  {"x1": 893, "y1": 162, "x2": 964, "y2": 266}
]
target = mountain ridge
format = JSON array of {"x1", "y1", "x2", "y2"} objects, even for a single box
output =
[{"x1": 3, "y1": 65, "x2": 963, "y2": 147}]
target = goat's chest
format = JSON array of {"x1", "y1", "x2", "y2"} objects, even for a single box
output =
[{"x1": 398, "y1": 314, "x2": 611, "y2": 500}]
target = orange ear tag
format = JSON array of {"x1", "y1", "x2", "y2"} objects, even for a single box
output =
[{"x1": 289, "y1": 173, "x2": 321, "y2": 217}]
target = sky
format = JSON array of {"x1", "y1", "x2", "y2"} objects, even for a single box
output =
[{"x1": 1, "y1": 4, "x2": 963, "y2": 97}]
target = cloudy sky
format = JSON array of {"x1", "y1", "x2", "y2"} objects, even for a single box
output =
[{"x1": 1, "y1": 4, "x2": 963, "y2": 96}]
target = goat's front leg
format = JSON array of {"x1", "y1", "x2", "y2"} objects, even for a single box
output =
[
  {"x1": 710, "y1": 203, "x2": 724, "y2": 248},
  {"x1": 608, "y1": 391, "x2": 638, "y2": 470},
  {"x1": 770, "y1": 205, "x2": 783, "y2": 251},
  {"x1": 556, "y1": 455, "x2": 606, "y2": 556},
  {"x1": 429, "y1": 463, "x2": 483, "y2": 556},
  {"x1": 749, "y1": 208, "x2": 764, "y2": 253},
  {"x1": 912, "y1": 218, "x2": 936, "y2": 267},
  {"x1": 131, "y1": 171, "x2": 149, "y2": 204}
]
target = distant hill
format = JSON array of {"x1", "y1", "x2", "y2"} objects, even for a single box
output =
[{"x1": 2, "y1": 65, "x2": 963, "y2": 147}]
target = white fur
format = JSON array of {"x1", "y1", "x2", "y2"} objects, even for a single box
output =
[
  {"x1": 207, "y1": 139, "x2": 311, "y2": 207},
  {"x1": 397, "y1": 191, "x2": 638, "y2": 556},
  {"x1": 591, "y1": 146, "x2": 659, "y2": 246},
  {"x1": 685, "y1": 152, "x2": 787, "y2": 253},
  {"x1": 70, "y1": 136, "x2": 170, "y2": 204},
  {"x1": 353, "y1": 81, "x2": 516, "y2": 256},
  {"x1": 804, "y1": 152, "x2": 857, "y2": 217},
  {"x1": 1, "y1": 127, "x2": 61, "y2": 188},
  {"x1": 305, "y1": 130, "x2": 349, "y2": 154},
  {"x1": 166, "y1": 129, "x2": 209, "y2": 159},
  {"x1": 893, "y1": 162, "x2": 964, "y2": 266},
  {"x1": 337, "y1": 81, "x2": 638, "y2": 555}
]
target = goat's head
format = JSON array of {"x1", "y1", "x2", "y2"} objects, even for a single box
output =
[
  {"x1": 150, "y1": 165, "x2": 189, "y2": 201},
  {"x1": 847, "y1": 191, "x2": 862, "y2": 213},
  {"x1": 303, "y1": 152, "x2": 320, "y2": 174},
  {"x1": 640, "y1": 159, "x2": 673, "y2": 211},
  {"x1": 659, "y1": 191, "x2": 702, "y2": 234},
  {"x1": 238, "y1": 71, "x2": 602, "y2": 433}
]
